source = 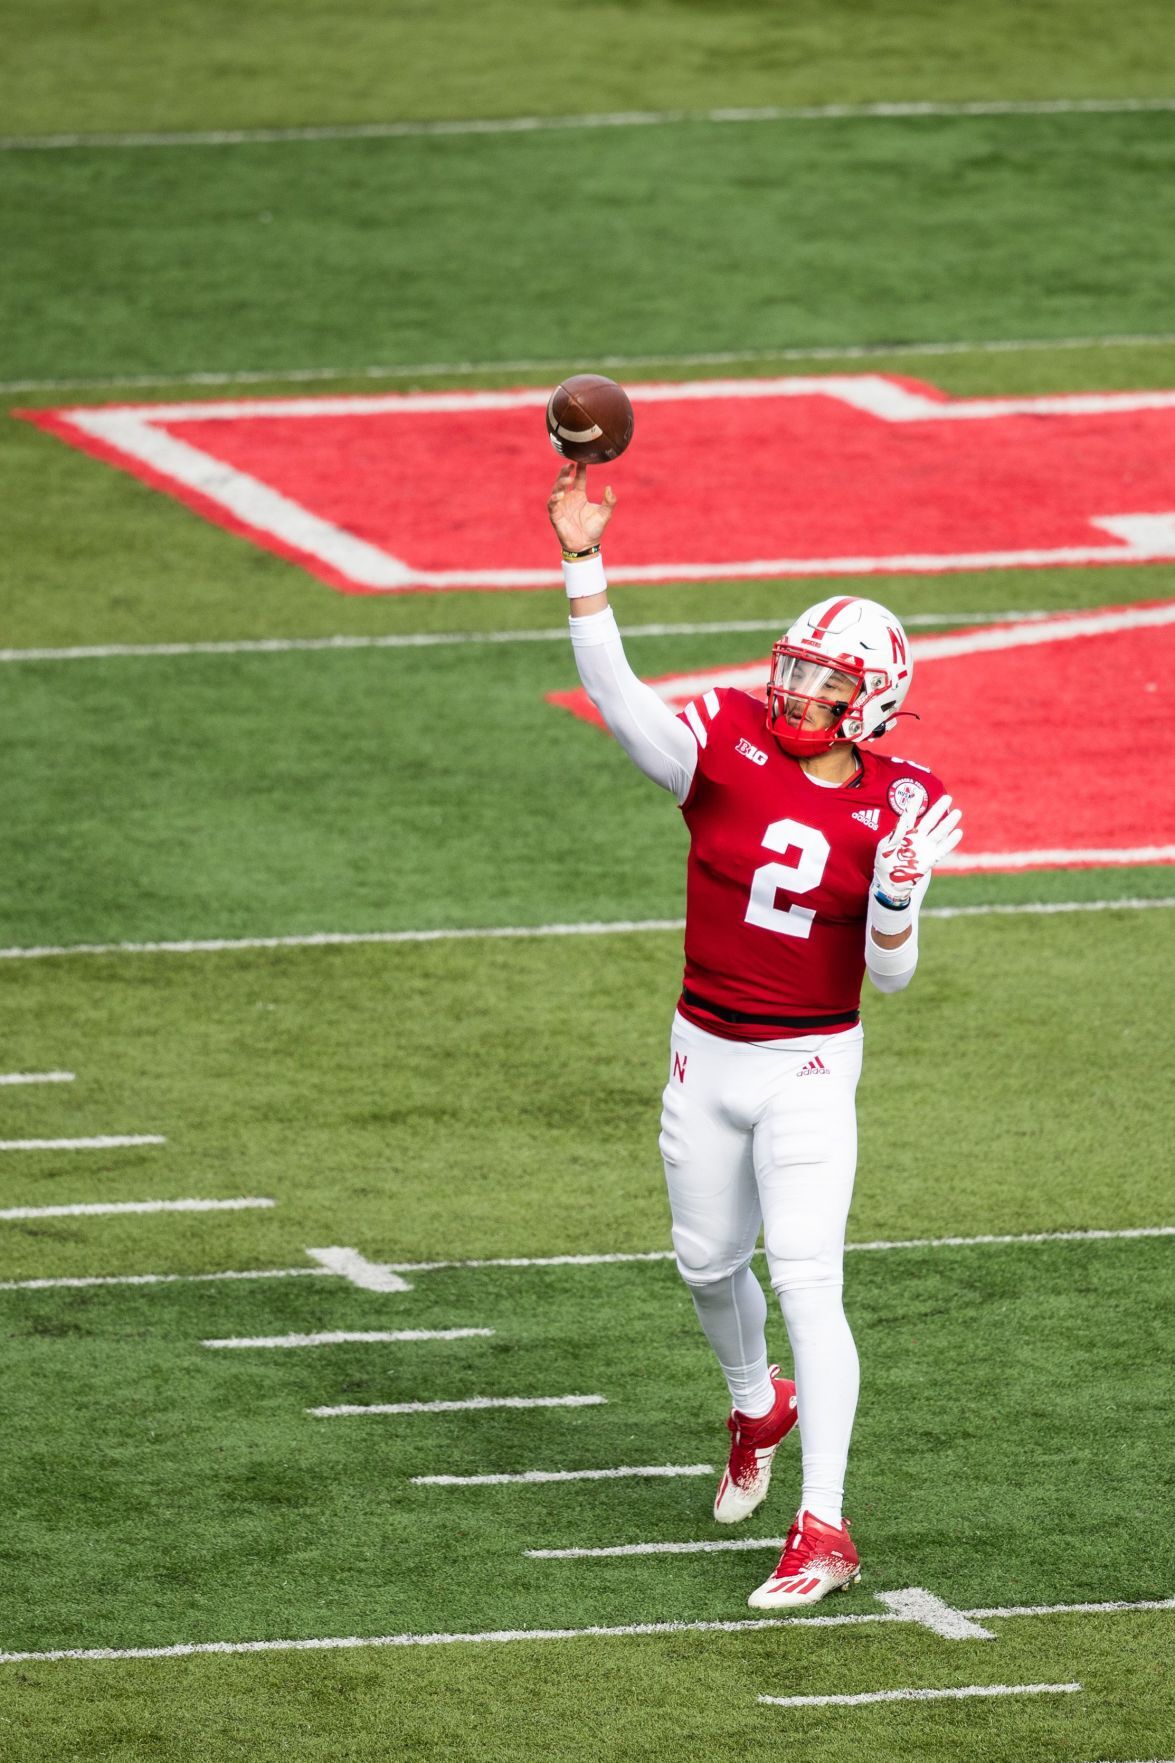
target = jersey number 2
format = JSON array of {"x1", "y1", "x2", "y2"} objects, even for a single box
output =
[{"x1": 744, "y1": 818, "x2": 830, "y2": 939}]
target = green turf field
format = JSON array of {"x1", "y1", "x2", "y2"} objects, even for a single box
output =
[{"x1": 1, "y1": 5, "x2": 1172, "y2": 1759}]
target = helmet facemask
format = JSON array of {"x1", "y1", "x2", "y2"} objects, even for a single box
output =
[{"x1": 765, "y1": 644, "x2": 866, "y2": 756}]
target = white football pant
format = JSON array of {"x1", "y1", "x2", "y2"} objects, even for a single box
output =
[{"x1": 659, "y1": 1012, "x2": 863, "y2": 1523}]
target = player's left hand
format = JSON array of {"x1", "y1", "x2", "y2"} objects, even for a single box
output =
[
  {"x1": 874, "y1": 794, "x2": 963, "y2": 901},
  {"x1": 548, "y1": 461, "x2": 617, "y2": 552}
]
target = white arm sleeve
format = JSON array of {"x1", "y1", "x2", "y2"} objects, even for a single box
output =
[
  {"x1": 568, "y1": 605, "x2": 698, "y2": 803},
  {"x1": 864, "y1": 872, "x2": 932, "y2": 993}
]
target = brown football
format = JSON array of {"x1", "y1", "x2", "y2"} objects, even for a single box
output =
[{"x1": 546, "y1": 373, "x2": 634, "y2": 464}]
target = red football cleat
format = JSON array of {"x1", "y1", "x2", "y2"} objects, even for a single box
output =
[
  {"x1": 747, "y1": 1508, "x2": 861, "y2": 1608},
  {"x1": 712, "y1": 1367, "x2": 798, "y2": 1524}
]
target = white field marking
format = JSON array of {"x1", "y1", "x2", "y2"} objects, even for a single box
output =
[
  {"x1": 0, "y1": 1071, "x2": 75, "y2": 1085},
  {"x1": 970, "y1": 1597, "x2": 1175, "y2": 1619},
  {"x1": 643, "y1": 599, "x2": 1175, "y2": 708},
  {"x1": 202, "y1": 1328, "x2": 495, "y2": 1349},
  {"x1": 0, "y1": 608, "x2": 1057, "y2": 665},
  {"x1": 2, "y1": 1596, "x2": 1170, "y2": 1668},
  {"x1": 411, "y1": 1464, "x2": 714, "y2": 1487},
  {"x1": 0, "y1": 1266, "x2": 332, "y2": 1292},
  {"x1": 759, "y1": 1682, "x2": 1082, "y2": 1708},
  {"x1": 357, "y1": 1224, "x2": 1175, "y2": 1277},
  {"x1": 1, "y1": 1223, "x2": 1169, "y2": 1294},
  {"x1": 0, "y1": 1197, "x2": 273, "y2": 1221},
  {"x1": 304, "y1": 1245, "x2": 412, "y2": 1293},
  {"x1": 310, "y1": 1393, "x2": 606, "y2": 1417},
  {"x1": 4, "y1": 96, "x2": 1175, "y2": 152},
  {"x1": 528, "y1": 1538, "x2": 789, "y2": 1558},
  {"x1": 942, "y1": 844, "x2": 1175, "y2": 870},
  {"x1": 0, "y1": 1134, "x2": 164, "y2": 1152},
  {"x1": 2, "y1": 896, "x2": 1173, "y2": 966},
  {"x1": 874, "y1": 1589, "x2": 996, "y2": 1641},
  {"x1": 45, "y1": 384, "x2": 1175, "y2": 593},
  {"x1": 7, "y1": 333, "x2": 1175, "y2": 395}
]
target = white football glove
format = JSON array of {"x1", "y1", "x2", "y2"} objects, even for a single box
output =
[{"x1": 874, "y1": 794, "x2": 963, "y2": 904}]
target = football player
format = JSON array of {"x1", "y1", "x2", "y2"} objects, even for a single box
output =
[{"x1": 548, "y1": 460, "x2": 962, "y2": 1609}]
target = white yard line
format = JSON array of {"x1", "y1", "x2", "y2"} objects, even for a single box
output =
[
  {"x1": 0, "y1": 1071, "x2": 75, "y2": 1085},
  {"x1": 759, "y1": 1682, "x2": 1081, "y2": 1708},
  {"x1": 4, "y1": 96, "x2": 1174, "y2": 152},
  {"x1": 528, "y1": 1539, "x2": 789, "y2": 1558},
  {"x1": 0, "y1": 608, "x2": 1059, "y2": 665},
  {"x1": 0, "y1": 1222, "x2": 1166, "y2": 1290},
  {"x1": 411, "y1": 1464, "x2": 714, "y2": 1487},
  {"x1": 1, "y1": 896, "x2": 1172, "y2": 964},
  {"x1": 0, "y1": 1134, "x2": 164, "y2": 1152},
  {"x1": 373, "y1": 1224, "x2": 1175, "y2": 1276},
  {"x1": 0, "y1": 1265, "x2": 330, "y2": 1292},
  {"x1": 6, "y1": 333, "x2": 1175, "y2": 395},
  {"x1": 1, "y1": 1595, "x2": 1168, "y2": 1667},
  {"x1": 203, "y1": 1328, "x2": 495, "y2": 1349},
  {"x1": 311, "y1": 1394, "x2": 606, "y2": 1417},
  {"x1": 0, "y1": 1197, "x2": 273, "y2": 1221}
]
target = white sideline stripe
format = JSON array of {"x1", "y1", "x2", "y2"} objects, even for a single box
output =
[
  {"x1": 6, "y1": 333, "x2": 1175, "y2": 394},
  {"x1": 0, "y1": 1197, "x2": 273, "y2": 1221},
  {"x1": 874, "y1": 1588, "x2": 996, "y2": 1641},
  {"x1": 1, "y1": 1223, "x2": 1168, "y2": 1292},
  {"x1": 0, "y1": 609, "x2": 1058, "y2": 665},
  {"x1": 2, "y1": 896, "x2": 1172, "y2": 964},
  {"x1": 528, "y1": 1538, "x2": 789, "y2": 1558},
  {"x1": 203, "y1": 1328, "x2": 495, "y2": 1349},
  {"x1": 0, "y1": 1135, "x2": 164, "y2": 1152},
  {"x1": 0, "y1": 1071, "x2": 75, "y2": 1085},
  {"x1": 305, "y1": 1245, "x2": 412, "y2": 1293},
  {"x1": 4, "y1": 96, "x2": 1174, "y2": 151},
  {"x1": 311, "y1": 1393, "x2": 606, "y2": 1417},
  {"x1": 412, "y1": 1464, "x2": 714, "y2": 1487},
  {"x1": 2, "y1": 1596, "x2": 1169, "y2": 1667},
  {"x1": 759, "y1": 1682, "x2": 1081, "y2": 1709}
]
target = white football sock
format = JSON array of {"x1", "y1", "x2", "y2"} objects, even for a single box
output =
[
  {"x1": 687, "y1": 1265, "x2": 776, "y2": 1417},
  {"x1": 775, "y1": 1280, "x2": 859, "y2": 1526}
]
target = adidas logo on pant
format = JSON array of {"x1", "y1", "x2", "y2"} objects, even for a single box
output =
[{"x1": 797, "y1": 1055, "x2": 829, "y2": 1077}]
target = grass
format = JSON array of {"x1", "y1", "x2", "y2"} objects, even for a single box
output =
[
  {"x1": 2, "y1": 0, "x2": 1174, "y2": 137},
  {"x1": 1, "y1": 4, "x2": 1172, "y2": 1755},
  {"x1": 5, "y1": 114, "x2": 1175, "y2": 385}
]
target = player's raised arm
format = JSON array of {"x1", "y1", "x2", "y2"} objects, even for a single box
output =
[{"x1": 549, "y1": 462, "x2": 698, "y2": 802}]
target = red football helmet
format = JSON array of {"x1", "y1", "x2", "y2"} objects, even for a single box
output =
[{"x1": 766, "y1": 595, "x2": 913, "y2": 757}]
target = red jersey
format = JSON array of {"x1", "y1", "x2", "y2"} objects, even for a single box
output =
[{"x1": 676, "y1": 688, "x2": 946, "y2": 1042}]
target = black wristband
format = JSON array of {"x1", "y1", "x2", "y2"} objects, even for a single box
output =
[{"x1": 874, "y1": 888, "x2": 911, "y2": 911}]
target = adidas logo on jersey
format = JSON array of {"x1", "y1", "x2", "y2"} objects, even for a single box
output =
[
  {"x1": 797, "y1": 1056, "x2": 829, "y2": 1078},
  {"x1": 736, "y1": 738, "x2": 768, "y2": 767},
  {"x1": 852, "y1": 808, "x2": 881, "y2": 830}
]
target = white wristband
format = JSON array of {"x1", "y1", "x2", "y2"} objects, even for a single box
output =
[
  {"x1": 562, "y1": 553, "x2": 607, "y2": 600},
  {"x1": 869, "y1": 891, "x2": 914, "y2": 937}
]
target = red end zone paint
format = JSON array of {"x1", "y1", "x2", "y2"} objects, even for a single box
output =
[
  {"x1": 548, "y1": 601, "x2": 1175, "y2": 873},
  {"x1": 16, "y1": 377, "x2": 1175, "y2": 595}
]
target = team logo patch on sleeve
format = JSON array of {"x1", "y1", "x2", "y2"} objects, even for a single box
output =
[{"x1": 888, "y1": 777, "x2": 930, "y2": 818}]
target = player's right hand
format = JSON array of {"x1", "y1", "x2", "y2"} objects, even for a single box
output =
[
  {"x1": 548, "y1": 461, "x2": 617, "y2": 552},
  {"x1": 874, "y1": 794, "x2": 963, "y2": 901}
]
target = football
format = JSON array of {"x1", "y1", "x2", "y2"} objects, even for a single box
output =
[{"x1": 545, "y1": 373, "x2": 634, "y2": 464}]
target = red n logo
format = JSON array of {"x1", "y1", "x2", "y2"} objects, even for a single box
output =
[
  {"x1": 889, "y1": 626, "x2": 908, "y2": 665},
  {"x1": 673, "y1": 1052, "x2": 688, "y2": 1083}
]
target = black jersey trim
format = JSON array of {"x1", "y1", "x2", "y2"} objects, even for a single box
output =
[{"x1": 681, "y1": 987, "x2": 860, "y2": 1031}]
